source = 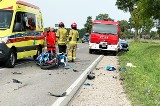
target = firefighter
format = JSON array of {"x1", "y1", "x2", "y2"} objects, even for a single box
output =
[
  {"x1": 46, "y1": 27, "x2": 56, "y2": 53},
  {"x1": 68, "y1": 23, "x2": 79, "y2": 62},
  {"x1": 56, "y1": 22, "x2": 68, "y2": 54}
]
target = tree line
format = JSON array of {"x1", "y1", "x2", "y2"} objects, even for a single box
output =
[
  {"x1": 83, "y1": 0, "x2": 160, "y2": 40},
  {"x1": 45, "y1": 0, "x2": 160, "y2": 40}
]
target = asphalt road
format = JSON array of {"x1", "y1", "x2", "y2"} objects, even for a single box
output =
[{"x1": 0, "y1": 43, "x2": 100, "y2": 106}]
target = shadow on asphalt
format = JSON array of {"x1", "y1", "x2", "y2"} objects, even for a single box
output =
[
  {"x1": 90, "y1": 51, "x2": 118, "y2": 56},
  {"x1": 0, "y1": 58, "x2": 34, "y2": 68}
]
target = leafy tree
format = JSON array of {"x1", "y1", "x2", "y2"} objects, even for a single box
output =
[
  {"x1": 84, "y1": 16, "x2": 93, "y2": 34},
  {"x1": 131, "y1": 2, "x2": 154, "y2": 40},
  {"x1": 118, "y1": 20, "x2": 130, "y2": 38},
  {"x1": 157, "y1": 30, "x2": 160, "y2": 35},
  {"x1": 96, "y1": 14, "x2": 112, "y2": 20},
  {"x1": 116, "y1": 0, "x2": 154, "y2": 41},
  {"x1": 116, "y1": 0, "x2": 139, "y2": 13},
  {"x1": 116, "y1": 0, "x2": 140, "y2": 40},
  {"x1": 150, "y1": 31, "x2": 157, "y2": 39},
  {"x1": 141, "y1": 0, "x2": 160, "y2": 19},
  {"x1": 78, "y1": 28, "x2": 86, "y2": 38}
]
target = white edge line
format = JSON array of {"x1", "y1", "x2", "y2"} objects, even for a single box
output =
[
  {"x1": 52, "y1": 55, "x2": 103, "y2": 106},
  {"x1": 0, "y1": 68, "x2": 6, "y2": 71}
]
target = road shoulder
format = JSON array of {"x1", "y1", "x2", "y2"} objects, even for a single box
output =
[{"x1": 69, "y1": 56, "x2": 131, "y2": 106}]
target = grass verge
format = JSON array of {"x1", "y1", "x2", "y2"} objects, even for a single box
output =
[{"x1": 119, "y1": 41, "x2": 160, "y2": 106}]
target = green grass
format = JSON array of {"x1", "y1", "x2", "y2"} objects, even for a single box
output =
[{"x1": 119, "y1": 41, "x2": 160, "y2": 106}]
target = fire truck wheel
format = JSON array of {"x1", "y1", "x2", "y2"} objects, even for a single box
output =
[
  {"x1": 89, "y1": 49, "x2": 93, "y2": 54},
  {"x1": 113, "y1": 51, "x2": 117, "y2": 56}
]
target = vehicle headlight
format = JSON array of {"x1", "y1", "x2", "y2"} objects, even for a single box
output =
[{"x1": 0, "y1": 37, "x2": 9, "y2": 43}]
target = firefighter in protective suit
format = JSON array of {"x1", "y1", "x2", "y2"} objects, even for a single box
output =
[
  {"x1": 56, "y1": 22, "x2": 68, "y2": 53},
  {"x1": 68, "y1": 23, "x2": 79, "y2": 62}
]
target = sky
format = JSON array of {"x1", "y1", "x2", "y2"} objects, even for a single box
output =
[{"x1": 25, "y1": 0, "x2": 130, "y2": 29}]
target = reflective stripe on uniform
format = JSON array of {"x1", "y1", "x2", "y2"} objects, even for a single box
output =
[
  {"x1": 67, "y1": 56, "x2": 72, "y2": 61},
  {"x1": 73, "y1": 57, "x2": 76, "y2": 60},
  {"x1": 69, "y1": 41, "x2": 76, "y2": 45},
  {"x1": 58, "y1": 41, "x2": 67, "y2": 45}
]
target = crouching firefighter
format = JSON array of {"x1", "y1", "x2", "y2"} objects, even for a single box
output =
[{"x1": 68, "y1": 23, "x2": 79, "y2": 62}]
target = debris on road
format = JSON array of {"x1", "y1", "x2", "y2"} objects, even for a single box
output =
[
  {"x1": 73, "y1": 69, "x2": 79, "y2": 72},
  {"x1": 126, "y1": 63, "x2": 136, "y2": 67},
  {"x1": 64, "y1": 65, "x2": 72, "y2": 70},
  {"x1": 146, "y1": 84, "x2": 153, "y2": 95},
  {"x1": 14, "y1": 84, "x2": 28, "y2": 91},
  {"x1": 48, "y1": 92, "x2": 67, "y2": 97},
  {"x1": 84, "y1": 83, "x2": 93, "y2": 86},
  {"x1": 70, "y1": 56, "x2": 131, "y2": 106},
  {"x1": 113, "y1": 76, "x2": 118, "y2": 79},
  {"x1": 12, "y1": 72, "x2": 22, "y2": 75},
  {"x1": 96, "y1": 68, "x2": 100, "y2": 70},
  {"x1": 106, "y1": 66, "x2": 116, "y2": 71},
  {"x1": 119, "y1": 67, "x2": 126, "y2": 71},
  {"x1": 95, "y1": 67, "x2": 104, "y2": 70},
  {"x1": 119, "y1": 78, "x2": 125, "y2": 81},
  {"x1": 12, "y1": 79, "x2": 22, "y2": 84},
  {"x1": 87, "y1": 72, "x2": 95, "y2": 80}
]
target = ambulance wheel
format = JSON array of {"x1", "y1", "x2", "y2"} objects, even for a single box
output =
[
  {"x1": 5, "y1": 49, "x2": 16, "y2": 68},
  {"x1": 33, "y1": 46, "x2": 42, "y2": 60}
]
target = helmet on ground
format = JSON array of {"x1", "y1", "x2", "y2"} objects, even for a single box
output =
[
  {"x1": 71, "y1": 23, "x2": 77, "y2": 29},
  {"x1": 59, "y1": 22, "x2": 65, "y2": 28}
]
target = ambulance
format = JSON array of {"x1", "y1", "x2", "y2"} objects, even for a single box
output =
[{"x1": 0, "y1": 0, "x2": 45, "y2": 67}]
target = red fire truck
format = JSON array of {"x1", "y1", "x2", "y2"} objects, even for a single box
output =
[{"x1": 89, "y1": 19, "x2": 121, "y2": 55}]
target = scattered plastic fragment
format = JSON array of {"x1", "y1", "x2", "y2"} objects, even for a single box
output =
[
  {"x1": 96, "y1": 67, "x2": 104, "y2": 70},
  {"x1": 48, "y1": 92, "x2": 67, "y2": 97},
  {"x1": 84, "y1": 83, "x2": 93, "y2": 86},
  {"x1": 12, "y1": 79, "x2": 22, "y2": 84},
  {"x1": 106, "y1": 66, "x2": 116, "y2": 71},
  {"x1": 119, "y1": 67, "x2": 126, "y2": 71},
  {"x1": 113, "y1": 76, "x2": 118, "y2": 79},
  {"x1": 12, "y1": 72, "x2": 22, "y2": 74},
  {"x1": 96, "y1": 68, "x2": 100, "y2": 70},
  {"x1": 119, "y1": 78, "x2": 125, "y2": 81},
  {"x1": 73, "y1": 69, "x2": 79, "y2": 72},
  {"x1": 146, "y1": 84, "x2": 153, "y2": 95},
  {"x1": 126, "y1": 63, "x2": 136, "y2": 67},
  {"x1": 64, "y1": 65, "x2": 72, "y2": 70}
]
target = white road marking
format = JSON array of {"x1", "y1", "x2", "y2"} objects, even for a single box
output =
[
  {"x1": 0, "y1": 68, "x2": 6, "y2": 71},
  {"x1": 52, "y1": 55, "x2": 103, "y2": 106}
]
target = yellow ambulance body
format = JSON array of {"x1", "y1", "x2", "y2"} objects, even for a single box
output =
[{"x1": 0, "y1": 0, "x2": 45, "y2": 67}]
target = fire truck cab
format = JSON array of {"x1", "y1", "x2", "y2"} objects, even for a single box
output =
[{"x1": 89, "y1": 19, "x2": 120, "y2": 55}]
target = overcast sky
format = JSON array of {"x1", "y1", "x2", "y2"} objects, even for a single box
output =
[{"x1": 25, "y1": 0, "x2": 130, "y2": 28}]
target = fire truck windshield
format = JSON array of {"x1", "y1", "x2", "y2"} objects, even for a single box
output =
[
  {"x1": 92, "y1": 24, "x2": 118, "y2": 35},
  {"x1": 0, "y1": 10, "x2": 13, "y2": 29}
]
